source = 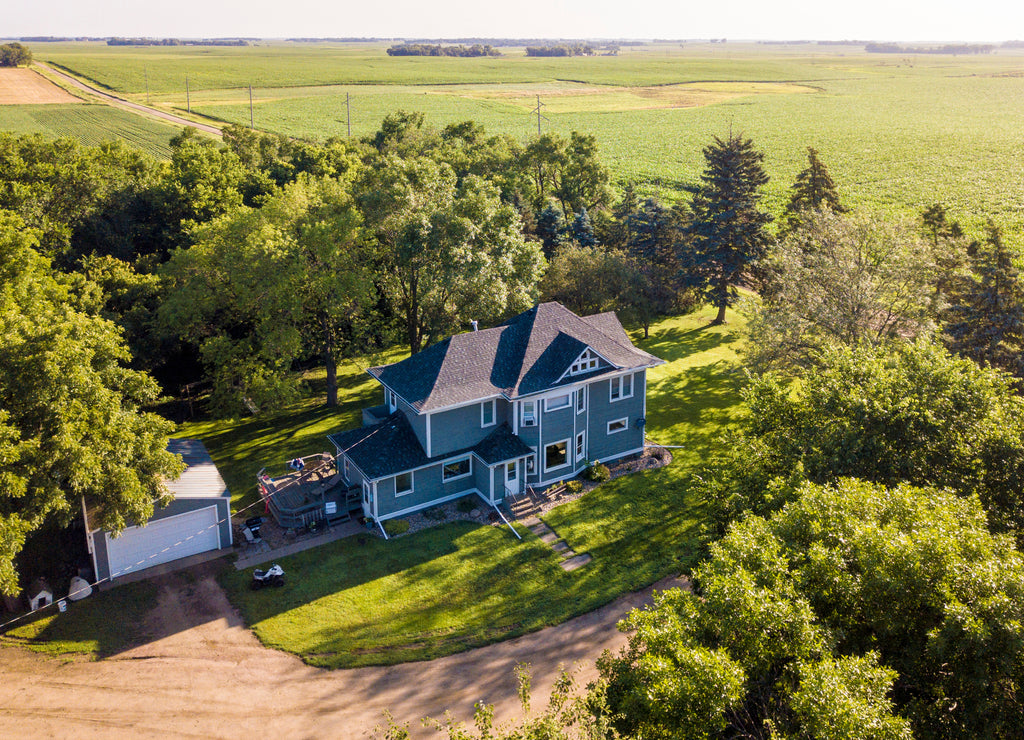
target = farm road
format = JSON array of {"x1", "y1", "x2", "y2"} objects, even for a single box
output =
[
  {"x1": 0, "y1": 563, "x2": 682, "y2": 738},
  {"x1": 34, "y1": 62, "x2": 223, "y2": 136}
]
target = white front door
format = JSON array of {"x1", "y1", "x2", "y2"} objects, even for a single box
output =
[{"x1": 505, "y1": 460, "x2": 519, "y2": 496}]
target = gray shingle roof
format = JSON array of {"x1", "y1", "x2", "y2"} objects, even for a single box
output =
[
  {"x1": 329, "y1": 416, "x2": 533, "y2": 480},
  {"x1": 166, "y1": 439, "x2": 229, "y2": 499},
  {"x1": 368, "y1": 302, "x2": 662, "y2": 412}
]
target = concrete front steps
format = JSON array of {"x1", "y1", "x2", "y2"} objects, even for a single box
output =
[{"x1": 523, "y1": 517, "x2": 592, "y2": 571}]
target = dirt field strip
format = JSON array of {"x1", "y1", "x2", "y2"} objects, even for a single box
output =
[
  {"x1": 0, "y1": 68, "x2": 81, "y2": 105},
  {"x1": 0, "y1": 564, "x2": 685, "y2": 739}
]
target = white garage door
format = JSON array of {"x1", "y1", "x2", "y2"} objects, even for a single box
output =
[{"x1": 105, "y1": 505, "x2": 221, "y2": 579}]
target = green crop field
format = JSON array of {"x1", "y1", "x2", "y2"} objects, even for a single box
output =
[
  {"x1": 31, "y1": 41, "x2": 1024, "y2": 231},
  {"x1": 0, "y1": 103, "x2": 180, "y2": 157}
]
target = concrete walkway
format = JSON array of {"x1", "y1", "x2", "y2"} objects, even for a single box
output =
[
  {"x1": 234, "y1": 519, "x2": 364, "y2": 570},
  {"x1": 524, "y1": 517, "x2": 592, "y2": 571}
]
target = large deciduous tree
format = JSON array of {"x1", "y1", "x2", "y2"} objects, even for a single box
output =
[
  {"x1": 697, "y1": 339, "x2": 1024, "y2": 539},
  {"x1": 603, "y1": 479, "x2": 1022, "y2": 739},
  {"x1": 359, "y1": 156, "x2": 544, "y2": 354},
  {"x1": 746, "y1": 211, "x2": 937, "y2": 372},
  {"x1": 681, "y1": 133, "x2": 771, "y2": 324},
  {"x1": 0, "y1": 211, "x2": 182, "y2": 593},
  {"x1": 160, "y1": 176, "x2": 371, "y2": 412}
]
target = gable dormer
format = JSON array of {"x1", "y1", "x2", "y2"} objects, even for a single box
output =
[{"x1": 558, "y1": 347, "x2": 614, "y2": 383}]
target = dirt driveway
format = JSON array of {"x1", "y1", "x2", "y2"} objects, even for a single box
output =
[{"x1": 0, "y1": 563, "x2": 681, "y2": 738}]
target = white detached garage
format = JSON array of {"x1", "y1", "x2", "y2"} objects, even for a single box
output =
[{"x1": 85, "y1": 439, "x2": 234, "y2": 583}]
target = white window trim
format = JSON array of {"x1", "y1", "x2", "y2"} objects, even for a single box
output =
[
  {"x1": 607, "y1": 417, "x2": 629, "y2": 435},
  {"x1": 558, "y1": 347, "x2": 617, "y2": 382},
  {"x1": 575, "y1": 431, "x2": 586, "y2": 461},
  {"x1": 544, "y1": 438, "x2": 571, "y2": 472},
  {"x1": 576, "y1": 386, "x2": 586, "y2": 414},
  {"x1": 545, "y1": 393, "x2": 571, "y2": 412},
  {"x1": 343, "y1": 457, "x2": 350, "y2": 482},
  {"x1": 609, "y1": 374, "x2": 634, "y2": 403},
  {"x1": 395, "y1": 471, "x2": 414, "y2": 497},
  {"x1": 521, "y1": 400, "x2": 537, "y2": 427},
  {"x1": 481, "y1": 399, "x2": 496, "y2": 428},
  {"x1": 362, "y1": 480, "x2": 371, "y2": 504},
  {"x1": 442, "y1": 456, "x2": 473, "y2": 483},
  {"x1": 526, "y1": 448, "x2": 537, "y2": 475}
]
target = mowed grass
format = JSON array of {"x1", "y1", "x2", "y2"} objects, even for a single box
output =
[
  {"x1": 0, "y1": 103, "x2": 179, "y2": 157},
  {"x1": 1, "y1": 579, "x2": 158, "y2": 659},
  {"x1": 208, "y1": 306, "x2": 745, "y2": 668}
]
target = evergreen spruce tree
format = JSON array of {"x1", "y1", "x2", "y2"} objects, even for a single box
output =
[
  {"x1": 602, "y1": 183, "x2": 640, "y2": 249},
  {"x1": 945, "y1": 222, "x2": 1024, "y2": 382},
  {"x1": 681, "y1": 133, "x2": 771, "y2": 324},
  {"x1": 781, "y1": 147, "x2": 845, "y2": 234},
  {"x1": 569, "y1": 207, "x2": 597, "y2": 247},
  {"x1": 535, "y1": 203, "x2": 565, "y2": 258}
]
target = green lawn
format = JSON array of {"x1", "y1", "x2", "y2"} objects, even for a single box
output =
[
  {"x1": 0, "y1": 579, "x2": 158, "y2": 659},
  {"x1": 211, "y1": 306, "x2": 746, "y2": 668}
]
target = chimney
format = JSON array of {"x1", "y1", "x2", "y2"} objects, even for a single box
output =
[{"x1": 470, "y1": 320, "x2": 478, "y2": 331}]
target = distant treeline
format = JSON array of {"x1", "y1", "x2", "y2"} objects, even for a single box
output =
[
  {"x1": 526, "y1": 44, "x2": 596, "y2": 57},
  {"x1": 286, "y1": 37, "x2": 384, "y2": 42},
  {"x1": 106, "y1": 38, "x2": 252, "y2": 47},
  {"x1": 386, "y1": 44, "x2": 501, "y2": 57},
  {"x1": 865, "y1": 43, "x2": 994, "y2": 55}
]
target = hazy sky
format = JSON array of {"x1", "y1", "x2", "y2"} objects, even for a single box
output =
[{"x1": 4, "y1": 0, "x2": 1021, "y2": 42}]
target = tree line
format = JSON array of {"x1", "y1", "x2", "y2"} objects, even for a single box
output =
[{"x1": 386, "y1": 44, "x2": 501, "y2": 57}]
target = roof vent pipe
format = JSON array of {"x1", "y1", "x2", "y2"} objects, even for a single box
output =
[{"x1": 470, "y1": 320, "x2": 478, "y2": 331}]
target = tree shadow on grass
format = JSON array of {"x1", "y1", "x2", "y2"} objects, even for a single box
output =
[
  {"x1": 641, "y1": 323, "x2": 743, "y2": 365},
  {"x1": 220, "y1": 520, "x2": 583, "y2": 669}
]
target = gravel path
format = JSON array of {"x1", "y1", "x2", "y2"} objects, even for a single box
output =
[
  {"x1": 0, "y1": 561, "x2": 684, "y2": 738},
  {"x1": 33, "y1": 62, "x2": 223, "y2": 136}
]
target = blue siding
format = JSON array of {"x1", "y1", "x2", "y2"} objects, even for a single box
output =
[
  {"x1": 587, "y1": 371, "x2": 646, "y2": 463},
  {"x1": 375, "y1": 456, "x2": 480, "y2": 520},
  {"x1": 538, "y1": 400, "x2": 578, "y2": 480},
  {"x1": 395, "y1": 395, "x2": 428, "y2": 451},
  {"x1": 430, "y1": 400, "x2": 496, "y2": 458}
]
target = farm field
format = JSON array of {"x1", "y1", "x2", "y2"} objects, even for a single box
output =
[
  {"x1": 0, "y1": 67, "x2": 79, "y2": 104},
  {"x1": 0, "y1": 103, "x2": 179, "y2": 158}
]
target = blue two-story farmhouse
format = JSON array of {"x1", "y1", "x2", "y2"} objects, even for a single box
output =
[{"x1": 328, "y1": 302, "x2": 664, "y2": 523}]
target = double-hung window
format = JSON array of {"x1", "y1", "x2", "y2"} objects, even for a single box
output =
[
  {"x1": 521, "y1": 400, "x2": 536, "y2": 427},
  {"x1": 575, "y1": 431, "x2": 586, "y2": 461},
  {"x1": 576, "y1": 387, "x2": 586, "y2": 414},
  {"x1": 610, "y1": 374, "x2": 633, "y2": 402},
  {"x1": 481, "y1": 399, "x2": 496, "y2": 427}
]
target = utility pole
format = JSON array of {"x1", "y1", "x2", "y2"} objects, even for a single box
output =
[
  {"x1": 249, "y1": 84, "x2": 254, "y2": 129},
  {"x1": 530, "y1": 94, "x2": 548, "y2": 135},
  {"x1": 185, "y1": 76, "x2": 190, "y2": 114},
  {"x1": 346, "y1": 92, "x2": 351, "y2": 138}
]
